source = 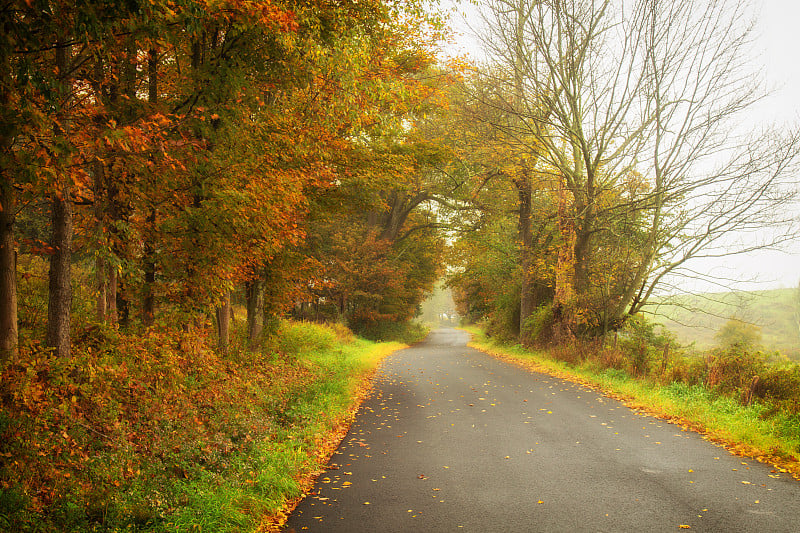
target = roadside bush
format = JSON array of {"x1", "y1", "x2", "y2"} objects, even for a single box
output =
[
  {"x1": 0, "y1": 318, "x2": 387, "y2": 532},
  {"x1": 355, "y1": 319, "x2": 428, "y2": 344},
  {"x1": 663, "y1": 353, "x2": 708, "y2": 386},
  {"x1": 278, "y1": 320, "x2": 338, "y2": 356},
  {"x1": 705, "y1": 344, "x2": 767, "y2": 399},
  {"x1": 756, "y1": 364, "x2": 800, "y2": 413},
  {"x1": 484, "y1": 287, "x2": 522, "y2": 343},
  {"x1": 617, "y1": 315, "x2": 679, "y2": 377},
  {"x1": 596, "y1": 346, "x2": 627, "y2": 371},
  {"x1": 522, "y1": 304, "x2": 553, "y2": 345}
]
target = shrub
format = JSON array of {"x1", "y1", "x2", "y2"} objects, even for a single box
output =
[
  {"x1": 277, "y1": 320, "x2": 338, "y2": 356},
  {"x1": 756, "y1": 364, "x2": 800, "y2": 413},
  {"x1": 663, "y1": 353, "x2": 707, "y2": 386},
  {"x1": 617, "y1": 315, "x2": 677, "y2": 377},
  {"x1": 705, "y1": 344, "x2": 767, "y2": 399},
  {"x1": 522, "y1": 304, "x2": 553, "y2": 345}
]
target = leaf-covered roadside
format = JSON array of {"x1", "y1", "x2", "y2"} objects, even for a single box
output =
[{"x1": 0, "y1": 321, "x2": 402, "y2": 532}]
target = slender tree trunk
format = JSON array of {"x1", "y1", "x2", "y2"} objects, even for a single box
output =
[
  {"x1": 0, "y1": 181, "x2": 17, "y2": 364},
  {"x1": 117, "y1": 276, "x2": 130, "y2": 328},
  {"x1": 106, "y1": 167, "x2": 129, "y2": 326},
  {"x1": 0, "y1": 19, "x2": 17, "y2": 365},
  {"x1": 47, "y1": 186, "x2": 73, "y2": 357},
  {"x1": 95, "y1": 255, "x2": 107, "y2": 320},
  {"x1": 573, "y1": 202, "x2": 593, "y2": 295},
  {"x1": 517, "y1": 175, "x2": 535, "y2": 346},
  {"x1": 141, "y1": 209, "x2": 156, "y2": 327},
  {"x1": 93, "y1": 159, "x2": 108, "y2": 322},
  {"x1": 47, "y1": 38, "x2": 73, "y2": 358},
  {"x1": 216, "y1": 289, "x2": 231, "y2": 355},
  {"x1": 141, "y1": 48, "x2": 158, "y2": 328},
  {"x1": 552, "y1": 178, "x2": 576, "y2": 343},
  {"x1": 245, "y1": 277, "x2": 263, "y2": 348}
]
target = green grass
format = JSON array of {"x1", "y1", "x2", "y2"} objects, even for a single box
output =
[{"x1": 464, "y1": 325, "x2": 800, "y2": 476}]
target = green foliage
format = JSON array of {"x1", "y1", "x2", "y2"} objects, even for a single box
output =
[
  {"x1": 277, "y1": 320, "x2": 338, "y2": 356},
  {"x1": 448, "y1": 212, "x2": 524, "y2": 341},
  {"x1": 521, "y1": 304, "x2": 553, "y2": 344}
]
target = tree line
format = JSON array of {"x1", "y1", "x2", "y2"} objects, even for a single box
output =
[
  {"x1": 2, "y1": 0, "x2": 799, "y2": 365},
  {"x1": 444, "y1": 0, "x2": 800, "y2": 345},
  {"x1": 0, "y1": 0, "x2": 455, "y2": 364}
]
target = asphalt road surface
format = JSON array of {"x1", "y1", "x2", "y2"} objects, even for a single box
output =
[{"x1": 284, "y1": 328, "x2": 800, "y2": 532}]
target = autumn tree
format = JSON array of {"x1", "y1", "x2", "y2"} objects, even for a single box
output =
[
  {"x1": 0, "y1": 0, "x2": 148, "y2": 358},
  {"x1": 470, "y1": 0, "x2": 800, "y2": 338},
  {"x1": 715, "y1": 317, "x2": 763, "y2": 350}
]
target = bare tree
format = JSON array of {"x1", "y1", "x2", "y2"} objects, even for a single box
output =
[{"x1": 474, "y1": 0, "x2": 800, "y2": 334}]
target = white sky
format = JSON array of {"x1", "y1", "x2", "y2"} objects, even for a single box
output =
[{"x1": 440, "y1": 0, "x2": 800, "y2": 293}]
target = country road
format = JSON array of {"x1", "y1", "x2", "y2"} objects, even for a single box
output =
[{"x1": 283, "y1": 328, "x2": 800, "y2": 532}]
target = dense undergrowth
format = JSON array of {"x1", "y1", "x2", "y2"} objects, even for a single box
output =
[
  {"x1": 0, "y1": 320, "x2": 402, "y2": 532},
  {"x1": 465, "y1": 322, "x2": 800, "y2": 478}
]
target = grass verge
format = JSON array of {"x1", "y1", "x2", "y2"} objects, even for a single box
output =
[
  {"x1": 463, "y1": 325, "x2": 800, "y2": 480},
  {"x1": 0, "y1": 320, "x2": 403, "y2": 532}
]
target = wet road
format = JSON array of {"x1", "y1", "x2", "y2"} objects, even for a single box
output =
[{"x1": 284, "y1": 328, "x2": 800, "y2": 532}]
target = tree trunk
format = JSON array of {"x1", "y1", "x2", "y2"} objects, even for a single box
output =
[
  {"x1": 46, "y1": 38, "x2": 73, "y2": 358},
  {"x1": 106, "y1": 167, "x2": 129, "y2": 326},
  {"x1": 141, "y1": 208, "x2": 156, "y2": 327},
  {"x1": 141, "y1": 240, "x2": 155, "y2": 326},
  {"x1": 46, "y1": 187, "x2": 73, "y2": 358},
  {"x1": 96, "y1": 254, "x2": 107, "y2": 320},
  {"x1": 141, "y1": 47, "x2": 158, "y2": 328},
  {"x1": 552, "y1": 178, "x2": 576, "y2": 343},
  {"x1": 0, "y1": 181, "x2": 17, "y2": 364},
  {"x1": 117, "y1": 276, "x2": 130, "y2": 328},
  {"x1": 245, "y1": 277, "x2": 263, "y2": 348},
  {"x1": 93, "y1": 159, "x2": 108, "y2": 322},
  {"x1": 517, "y1": 176, "x2": 535, "y2": 346},
  {"x1": 216, "y1": 289, "x2": 231, "y2": 355}
]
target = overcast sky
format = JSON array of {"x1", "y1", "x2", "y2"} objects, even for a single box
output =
[{"x1": 440, "y1": 0, "x2": 800, "y2": 293}]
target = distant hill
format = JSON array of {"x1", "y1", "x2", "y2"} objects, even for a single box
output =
[{"x1": 644, "y1": 288, "x2": 800, "y2": 360}]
